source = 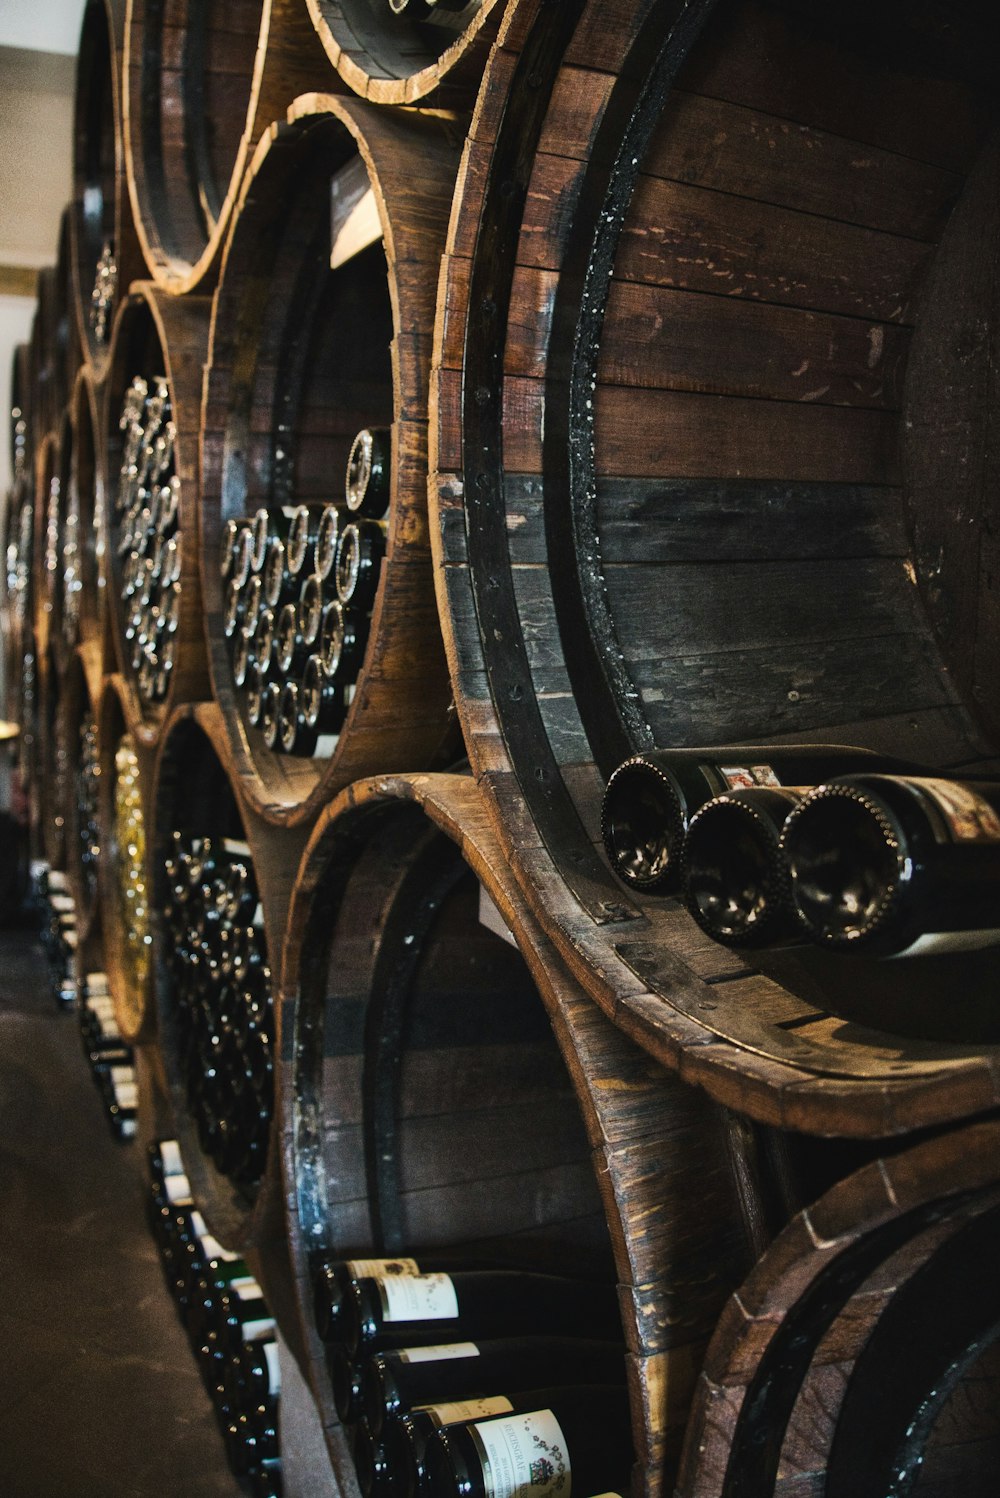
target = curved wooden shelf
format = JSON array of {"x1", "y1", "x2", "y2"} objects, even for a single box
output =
[
  {"x1": 305, "y1": 0, "x2": 505, "y2": 107},
  {"x1": 102, "y1": 281, "x2": 211, "y2": 745},
  {"x1": 429, "y1": 0, "x2": 1000, "y2": 1138},
  {"x1": 677, "y1": 1119, "x2": 1000, "y2": 1498},
  {"x1": 122, "y1": 0, "x2": 334, "y2": 294},
  {"x1": 280, "y1": 770, "x2": 753, "y2": 1497},
  {"x1": 200, "y1": 92, "x2": 458, "y2": 828},
  {"x1": 150, "y1": 701, "x2": 311, "y2": 1251},
  {"x1": 71, "y1": 0, "x2": 144, "y2": 377}
]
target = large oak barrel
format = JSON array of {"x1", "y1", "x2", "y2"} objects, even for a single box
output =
[
  {"x1": 430, "y1": 0, "x2": 1000, "y2": 1137},
  {"x1": 122, "y1": 0, "x2": 333, "y2": 294},
  {"x1": 305, "y1": 0, "x2": 505, "y2": 106},
  {"x1": 71, "y1": 0, "x2": 145, "y2": 375},
  {"x1": 150, "y1": 702, "x2": 311, "y2": 1248},
  {"x1": 200, "y1": 92, "x2": 459, "y2": 828},
  {"x1": 678, "y1": 1120, "x2": 1000, "y2": 1498},
  {"x1": 103, "y1": 282, "x2": 211, "y2": 741},
  {"x1": 280, "y1": 771, "x2": 752, "y2": 1496}
]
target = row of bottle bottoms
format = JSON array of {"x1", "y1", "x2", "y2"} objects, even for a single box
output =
[
  {"x1": 147, "y1": 1139, "x2": 282, "y2": 1498},
  {"x1": 31, "y1": 865, "x2": 139, "y2": 1137},
  {"x1": 601, "y1": 747, "x2": 1000, "y2": 958},
  {"x1": 309, "y1": 1252, "x2": 632, "y2": 1498}
]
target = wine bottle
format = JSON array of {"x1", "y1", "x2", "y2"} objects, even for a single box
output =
[
  {"x1": 365, "y1": 1335, "x2": 625, "y2": 1440},
  {"x1": 287, "y1": 505, "x2": 319, "y2": 576},
  {"x1": 682, "y1": 786, "x2": 810, "y2": 948},
  {"x1": 314, "y1": 1254, "x2": 424, "y2": 1344},
  {"x1": 346, "y1": 427, "x2": 391, "y2": 519},
  {"x1": 335, "y1": 521, "x2": 385, "y2": 611},
  {"x1": 422, "y1": 1384, "x2": 632, "y2": 1498},
  {"x1": 342, "y1": 1271, "x2": 621, "y2": 1362},
  {"x1": 781, "y1": 774, "x2": 1000, "y2": 956},
  {"x1": 320, "y1": 600, "x2": 367, "y2": 681},
  {"x1": 602, "y1": 745, "x2": 913, "y2": 894},
  {"x1": 314, "y1": 505, "x2": 341, "y2": 582}
]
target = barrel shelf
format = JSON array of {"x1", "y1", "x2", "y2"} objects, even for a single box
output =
[
  {"x1": 97, "y1": 671, "x2": 157, "y2": 1042},
  {"x1": 71, "y1": 0, "x2": 145, "y2": 377},
  {"x1": 150, "y1": 701, "x2": 311, "y2": 1251},
  {"x1": 102, "y1": 281, "x2": 212, "y2": 744},
  {"x1": 279, "y1": 769, "x2": 755, "y2": 1497},
  {"x1": 305, "y1": 0, "x2": 506, "y2": 107},
  {"x1": 430, "y1": 0, "x2": 1000, "y2": 1138},
  {"x1": 69, "y1": 366, "x2": 115, "y2": 694},
  {"x1": 122, "y1": 0, "x2": 336, "y2": 295},
  {"x1": 200, "y1": 92, "x2": 459, "y2": 829},
  {"x1": 676, "y1": 1118, "x2": 1000, "y2": 1498}
]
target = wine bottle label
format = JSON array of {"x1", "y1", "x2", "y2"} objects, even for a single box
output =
[
  {"x1": 200, "y1": 1233, "x2": 242, "y2": 1263},
  {"x1": 720, "y1": 764, "x2": 781, "y2": 790},
  {"x1": 470, "y1": 1409, "x2": 569, "y2": 1498},
  {"x1": 85, "y1": 972, "x2": 110, "y2": 993},
  {"x1": 110, "y1": 1064, "x2": 136, "y2": 1087},
  {"x1": 222, "y1": 838, "x2": 252, "y2": 859},
  {"x1": 315, "y1": 732, "x2": 340, "y2": 759},
  {"x1": 347, "y1": 1256, "x2": 420, "y2": 1278},
  {"x1": 234, "y1": 1282, "x2": 266, "y2": 1305},
  {"x1": 379, "y1": 1272, "x2": 459, "y2": 1322},
  {"x1": 398, "y1": 1342, "x2": 480, "y2": 1364},
  {"x1": 159, "y1": 1140, "x2": 185, "y2": 1176},
  {"x1": 418, "y1": 1396, "x2": 514, "y2": 1428},
  {"x1": 51, "y1": 894, "x2": 75, "y2": 912},
  {"x1": 905, "y1": 777, "x2": 1000, "y2": 844},
  {"x1": 165, "y1": 1172, "x2": 194, "y2": 1205},
  {"x1": 114, "y1": 1082, "x2": 139, "y2": 1108},
  {"x1": 190, "y1": 1211, "x2": 209, "y2": 1240},
  {"x1": 243, "y1": 1316, "x2": 276, "y2": 1343},
  {"x1": 262, "y1": 1339, "x2": 282, "y2": 1394}
]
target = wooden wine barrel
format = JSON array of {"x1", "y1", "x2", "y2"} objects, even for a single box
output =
[
  {"x1": 60, "y1": 646, "x2": 103, "y2": 946},
  {"x1": 280, "y1": 770, "x2": 753, "y2": 1497},
  {"x1": 97, "y1": 671, "x2": 157, "y2": 1041},
  {"x1": 121, "y1": 0, "x2": 334, "y2": 294},
  {"x1": 150, "y1": 701, "x2": 311, "y2": 1249},
  {"x1": 200, "y1": 92, "x2": 459, "y2": 828},
  {"x1": 102, "y1": 281, "x2": 211, "y2": 743},
  {"x1": 430, "y1": 0, "x2": 1000, "y2": 1138},
  {"x1": 677, "y1": 1119, "x2": 1000, "y2": 1498},
  {"x1": 68, "y1": 367, "x2": 113, "y2": 700},
  {"x1": 305, "y1": 0, "x2": 504, "y2": 106},
  {"x1": 71, "y1": 0, "x2": 145, "y2": 376}
]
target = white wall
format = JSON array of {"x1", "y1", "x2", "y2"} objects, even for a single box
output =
[{"x1": 0, "y1": 0, "x2": 86, "y2": 56}]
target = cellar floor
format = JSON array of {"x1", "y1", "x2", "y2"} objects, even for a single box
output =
[{"x1": 0, "y1": 928, "x2": 242, "y2": 1498}]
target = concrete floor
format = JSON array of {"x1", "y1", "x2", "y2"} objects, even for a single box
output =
[{"x1": 0, "y1": 928, "x2": 243, "y2": 1498}]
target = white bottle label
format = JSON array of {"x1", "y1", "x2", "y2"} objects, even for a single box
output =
[
  {"x1": 165, "y1": 1173, "x2": 193, "y2": 1205},
  {"x1": 190, "y1": 1211, "x2": 209, "y2": 1240},
  {"x1": 419, "y1": 1396, "x2": 514, "y2": 1428},
  {"x1": 470, "y1": 1409, "x2": 569, "y2": 1498},
  {"x1": 348, "y1": 1256, "x2": 420, "y2": 1278},
  {"x1": 159, "y1": 1140, "x2": 184, "y2": 1176},
  {"x1": 720, "y1": 764, "x2": 781, "y2": 790},
  {"x1": 243, "y1": 1316, "x2": 276, "y2": 1343},
  {"x1": 235, "y1": 1281, "x2": 265, "y2": 1305},
  {"x1": 399, "y1": 1342, "x2": 480, "y2": 1364},
  {"x1": 263, "y1": 1339, "x2": 282, "y2": 1394},
  {"x1": 200, "y1": 1233, "x2": 241, "y2": 1263},
  {"x1": 907, "y1": 777, "x2": 1000, "y2": 844},
  {"x1": 379, "y1": 1272, "x2": 458, "y2": 1322}
]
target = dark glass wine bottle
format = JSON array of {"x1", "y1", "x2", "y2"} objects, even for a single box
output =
[
  {"x1": 342, "y1": 1271, "x2": 621, "y2": 1362},
  {"x1": 366, "y1": 1334, "x2": 624, "y2": 1440},
  {"x1": 682, "y1": 786, "x2": 810, "y2": 947},
  {"x1": 781, "y1": 774, "x2": 1000, "y2": 956},
  {"x1": 423, "y1": 1385, "x2": 632, "y2": 1498},
  {"x1": 346, "y1": 427, "x2": 391, "y2": 519},
  {"x1": 602, "y1": 745, "x2": 914, "y2": 894}
]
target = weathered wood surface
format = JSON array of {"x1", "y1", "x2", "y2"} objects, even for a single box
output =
[
  {"x1": 122, "y1": 0, "x2": 335, "y2": 293},
  {"x1": 102, "y1": 282, "x2": 211, "y2": 745},
  {"x1": 429, "y1": 0, "x2": 1000, "y2": 1136},
  {"x1": 675, "y1": 1120, "x2": 1000, "y2": 1497},
  {"x1": 280, "y1": 770, "x2": 753, "y2": 1498},
  {"x1": 69, "y1": 367, "x2": 114, "y2": 692},
  {"x1": 305, "y1": 0, "x2": 504, "y2": 107},
  {"x1": 200, "y1": 94, "x2": 461, "y2": 827}
]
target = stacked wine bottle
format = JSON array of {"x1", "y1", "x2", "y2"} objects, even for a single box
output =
[
  {"x1": 78, "y1": 968, "x2": 138, "y2": 1140},
  {"x1": 147, "y1": 1139, "x2": 282, "y2": 1495},
  {"x1": 310, "y1": 1253, "x2": 631, "y2": 1498},
  {"x1": 90, "y1": 240, "x2": 117, "y2": 346},
  {"x1": 33, "y1": 863, "x2": 78, "y2": 1007},
  {"x1": 60, "y1": 473, "x2": 82, "y2": 650},
  {"x1": 221, "y1": 427, "x2": 388, "y2": 758},
  {"x1": 112, "y1": 374, "x2": 180, "y2": 703},
  {"x1": 162, "y1": 833, "x2": 274, "y2": 1194},
  {"x1": 113, "y1": 734, "x2": 151, "y2": 992},
  {"x1": 76, "y1": 717, "x2": 100, "y2": 910},
  {"x1": 602, "y1": 748, "x2": 1000, "y2": 959}
]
